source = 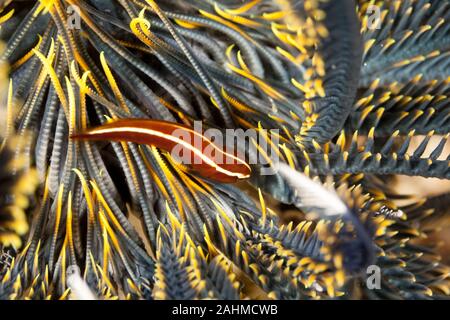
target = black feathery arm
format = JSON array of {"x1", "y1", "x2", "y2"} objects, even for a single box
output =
[
  {"x1": 300, "y1": 130, "x2": 450, "y2": 179},
  {"x1": 302, "y1": 0, "x2": 363, "y2": 145}
]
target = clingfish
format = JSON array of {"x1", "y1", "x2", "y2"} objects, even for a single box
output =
[{"x1": 71, "y1": 119, "x2": 251, "y2": 183}]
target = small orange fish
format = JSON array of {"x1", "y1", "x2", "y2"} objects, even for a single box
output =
[{"x1": 71, "y1": 119, "x2": 251, "y2": 183}]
